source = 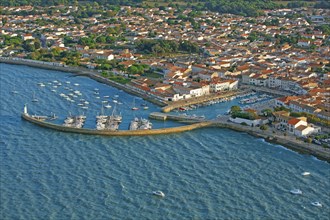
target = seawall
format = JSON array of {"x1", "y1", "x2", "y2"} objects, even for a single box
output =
[
  {"x1": 211, "y1": 122, "x2": 330, "y2": 163},
  {"x1": 22, "y1": 113, "x2": 212, "y2": 136}
]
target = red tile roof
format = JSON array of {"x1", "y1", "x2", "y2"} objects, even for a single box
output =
[{"x1": 288, "y1": 118, "x2": 301, "y2": 126}]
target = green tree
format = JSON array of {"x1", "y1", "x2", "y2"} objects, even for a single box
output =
[{"x1": 231, "y1": 105, "x2": 241, "y2": 114}]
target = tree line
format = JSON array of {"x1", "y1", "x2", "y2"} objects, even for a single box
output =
[{"x1": 135, "y1": 39, "x2": 200, "y2": 55}]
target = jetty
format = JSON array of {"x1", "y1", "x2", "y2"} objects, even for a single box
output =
[{"x1": 21, "y1": 106, "x2": 212, "y2": 136}]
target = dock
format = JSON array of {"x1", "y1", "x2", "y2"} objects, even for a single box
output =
[{"x1": 149, "y1": 112, "x2": 206, "y2": 123}]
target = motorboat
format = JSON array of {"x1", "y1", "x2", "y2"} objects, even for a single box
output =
[
  {"x1": 290, "y1": 189, "x2": 302, "y2": 195},
  {"x1": 105, "y1": 104, "x2": 112, "y2": 109},
  {"x1": 301, "y1": 172, "x2": 311, "y2": 176},
  {"x1": 311, "y1": 202, "x2": 322, "y2": 207},
  {"x1": 152, "y1": 191, "x2": 165, "y2": 197}
]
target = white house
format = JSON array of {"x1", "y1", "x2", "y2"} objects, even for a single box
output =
[
  {"x1": 294, "y1": 125, "x2": 320, "y2": 137},
  {"x1": 287, "y1": 118, "x2": 307, "y2": 133}
]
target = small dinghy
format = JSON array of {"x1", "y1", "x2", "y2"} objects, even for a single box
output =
[
  {"x1": 152, "y1": 191, "x2": 165, "y2": 197},
  {"x1": 311, "y1": 202, "x2": 322, "y2": 207},
  {"x1": 290, "y1": 189, "x2": 302, "y2": 195}
]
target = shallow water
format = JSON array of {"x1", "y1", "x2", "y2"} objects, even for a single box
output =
[{"x1": 1, "y1": 63, "x2": 329, "y2": 219}]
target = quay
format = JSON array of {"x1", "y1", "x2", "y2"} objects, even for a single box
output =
[{"x1": 162, "y1": 90, "x2": 248, "y2": 113}]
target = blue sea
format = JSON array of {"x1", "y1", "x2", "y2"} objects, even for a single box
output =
[{"x1": 1, "y1": 63, "x2": 329, "y2": 219}]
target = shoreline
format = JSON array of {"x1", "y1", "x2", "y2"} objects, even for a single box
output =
[
  {"x1": 212, "y1": 121, "x2": 330, "y2": 163},
  {"x1": 2, "y1": 58, "x2": 329, "y2": 162}
]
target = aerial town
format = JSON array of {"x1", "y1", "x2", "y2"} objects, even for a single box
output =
[{"x1": 0, "y1": 3, "x2": 329, "y2": 147}]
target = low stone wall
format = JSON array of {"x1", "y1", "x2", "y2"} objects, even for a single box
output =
[{"x1": 22, "y1": 113, "x2": 212, "y2": 136}]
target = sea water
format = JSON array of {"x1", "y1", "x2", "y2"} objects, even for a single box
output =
[{"x1": 0, "y1": 63, "x2": 329, "y2": 219}]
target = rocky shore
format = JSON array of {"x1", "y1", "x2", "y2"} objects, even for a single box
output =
[{"x1": 213, "y1": 116, "x2": 330, "y2": 163}]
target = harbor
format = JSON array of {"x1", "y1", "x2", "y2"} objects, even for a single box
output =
[{"x1": 6, "y1": 59, "x2": 327, "y2": 162}]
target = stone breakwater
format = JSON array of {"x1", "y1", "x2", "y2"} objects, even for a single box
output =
[{"x1": 22, "y1": 113, "x2": 213, "y2": 136}]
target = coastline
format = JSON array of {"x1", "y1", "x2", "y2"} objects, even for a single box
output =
[
  {"x1": 2, "y1": 58, "x2": 329, "y2": 162},
  {"x1": 212, "y1": 121, "x2": 330, "y2": 163}
]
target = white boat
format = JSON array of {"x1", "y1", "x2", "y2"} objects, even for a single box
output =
[
  {"x1": 131, "y1": 98, "x2": 139, "y2": 110},
  {"x1": 81, "y1": 106, "x2": 88, "y2": 109},
  {"x1": 152, "y1": 191, "x2": 165, "y2": 197},
  {"x1": 311, "y1": 202, "x2": 322, "y2": 207},
  {"x1": 129, "y1": 117, "x2": 139, "y2": 130},
  {"x1": 104, "y1": 104, "x2": 112, "y2": 109},
  {"x1": 74, "y1": 83, "x2": 79, "y2": 86},
  {"x1": 103, "y1": 95, "x2": 110, "y2": 98},
  {"x1": 290, "y1": 189, "x2": 302, "y2": 195},
  {"x1": 65, "y1": 81, "x2": 71, "y2": 84},
  {"x1": 301, "y1": 172, "x2": 310, "y2": 176}
]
